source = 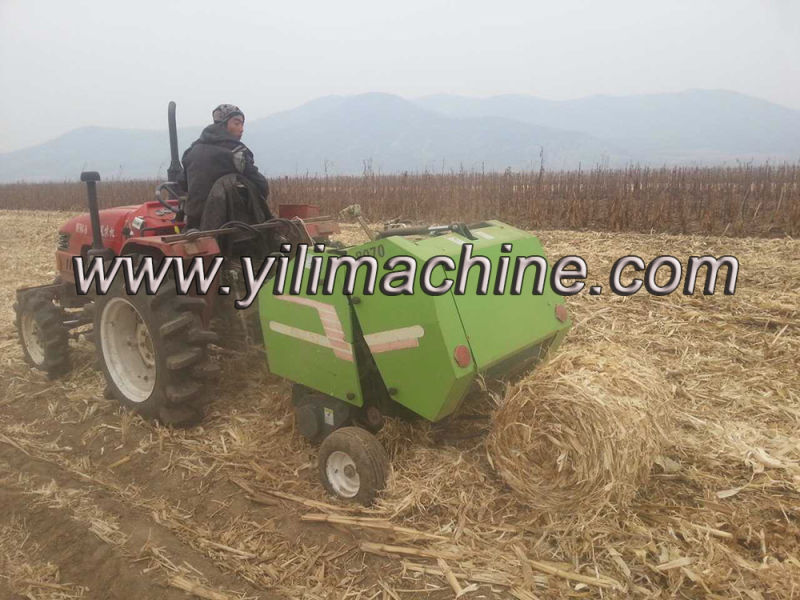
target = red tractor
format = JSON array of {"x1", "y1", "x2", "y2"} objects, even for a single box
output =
[{"x1": 14, "y1": 102, "x2": 338, "y2": 425}]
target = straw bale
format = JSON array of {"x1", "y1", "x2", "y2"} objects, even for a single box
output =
[{"x1": 486, "y1": 341, "x2": 671, "y2": 514}]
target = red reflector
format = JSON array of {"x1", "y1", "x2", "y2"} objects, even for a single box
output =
[
  {"x1": 454, "y1": 345, "x2": 471, "y2": 368},
  {"x1": 555, "y1": 304, "x2": 568, "y2": 322}
]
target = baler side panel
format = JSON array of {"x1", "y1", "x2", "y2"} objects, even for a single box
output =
[
  {"x1": 259, "y1": 254, "x2": 363, "y2": 406},
  {"x1": 350, "y1": 239, "x2": 475, "y2": 422},
  {"x1": 445, "y1": 221, "x2": 572, "y2": 372}
]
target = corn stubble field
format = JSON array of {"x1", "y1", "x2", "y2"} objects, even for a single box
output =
[{"x1": 0, "y1": 169, "x2": 798, "y2": 599}]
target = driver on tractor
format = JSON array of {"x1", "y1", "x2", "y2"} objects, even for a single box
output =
[{"x1": 178, "y1": 104, "x2": 272, "y2": 230}]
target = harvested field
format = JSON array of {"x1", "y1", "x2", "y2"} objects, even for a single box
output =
[{"x1": 1, "y1": 209, "x2": 798, "y2": 599}]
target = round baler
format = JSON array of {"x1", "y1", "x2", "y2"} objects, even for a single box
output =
[{"x1": 260, "y1": 220, "x2": 571, "y2": 503}]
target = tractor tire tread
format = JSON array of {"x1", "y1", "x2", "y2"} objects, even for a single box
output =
[
  {"x1": 174, "y1": 297, "x2": 207, "y2": 312},
  {"x1": 157, "y1": 403, "x2": 203, "y2": 427},
  {"x1": 15, "y1": 292, "x2": 71, "y2": 378},
  {"x1": 95, "y1": 266, "x2": 211, "y2": 428},
  {"x1": 187, "y1": 328, "x2": 218, "y2": 345},
  {"x1": 166, "y1": 382, "x2": 202, "y2": 404},
  {"x1": 191, "y1": 361, "x2": 221, "y2": 380},
  {"x1": 37, "y1": 312, "x2": 62, "y2": 329},
  {"x1": 166, "y1": 347, "x2": 203, "y2": 370},
  {"x1": 42, "y1": 336, "x2": 67, "y2": 350},
  {"x1": 159, "y1": 313, "x2": 194, "y2": 337}
]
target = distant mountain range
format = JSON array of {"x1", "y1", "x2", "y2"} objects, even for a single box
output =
[{"x1": 1, "y1": 90, "x2": 799, "y2": 183}]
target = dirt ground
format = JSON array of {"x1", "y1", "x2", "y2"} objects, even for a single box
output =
[{"x1": 0, "y1": 210, "x2": 798, "y2": 599}]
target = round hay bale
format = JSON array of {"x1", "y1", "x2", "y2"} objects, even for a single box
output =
[{"x1": 486, "y1": 341, "x2": 670, "y2": 514}]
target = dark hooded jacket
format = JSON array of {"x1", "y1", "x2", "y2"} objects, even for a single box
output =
[
  {"x1": 178, "y1": 122, "x2": 269, "y2": 227},
  {"x1": 201, "y1": 173, "x2": 270, "y2": 231}
]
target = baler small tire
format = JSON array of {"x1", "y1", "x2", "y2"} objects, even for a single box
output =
[
  {"x1": 318, "y1": 427, "x2": 389, "y2": 505},
  {"x1": 14, "y1": 293, "x2": 70, "y2": 378}
]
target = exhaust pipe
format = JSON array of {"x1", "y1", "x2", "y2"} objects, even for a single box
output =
[
  {"x1": 80, "y1": 171, "x2": 114, "y2": 261},
  {"x1": 167, "y1": 101, "x2": 181, "y2": 183},
  {"x1": 80, "y1": 171, "x2": 103, "y2": 250}
]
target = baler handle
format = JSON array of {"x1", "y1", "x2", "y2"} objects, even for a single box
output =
[{"x1": 376, "y1": 222, "x2": 477, "y2": 241}]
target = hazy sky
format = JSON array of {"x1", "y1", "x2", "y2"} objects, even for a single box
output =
[{"x1": 1, "y1": 0, "x2": 799, "y2": 153}]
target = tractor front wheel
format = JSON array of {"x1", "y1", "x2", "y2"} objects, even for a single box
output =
[
  {"x1": 318, "y1": 427, "x2": 389, "y2": 505},
  {"x1": 14, "y1": 292, "x2": 70, "y2": 378},
  {"x1": 95, "y1": 280, "x2": 217, "y2": 427}
]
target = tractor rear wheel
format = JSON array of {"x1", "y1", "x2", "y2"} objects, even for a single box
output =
[
  {"x1": 94, "y1": 278, "x2": 217, "y2": 427},
  {"x1": 318, "y1": 427, "x2": 389, "y2": 505},
  {"x1": 14, "y1": 292, "x2": 70, "y2": 378}
]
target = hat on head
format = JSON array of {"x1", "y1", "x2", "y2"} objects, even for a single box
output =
[{"x1": 212, "y1": 104, "x2": 245, "y2": 123}]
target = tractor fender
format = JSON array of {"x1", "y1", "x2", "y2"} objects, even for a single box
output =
[
  {"x1": 120, "y1": 236, "x2": 220, "y2": 259},
  {"x1": 120, "y1": 236, "x2": 221, "y2": 326}
]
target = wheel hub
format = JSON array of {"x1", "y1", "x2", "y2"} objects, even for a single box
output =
[
  {"x1": 325, "y1": 451, "x2": 360, "y2": 498},
  {"x1": 100, "y1": 297, "x2": 156, "y2": 403},
  {"x1": 21, "y1": 312, "x2": 45, "y2": 365},
  {"x1": 135, "y1": 317, "x2": 155, "y2": 368}
]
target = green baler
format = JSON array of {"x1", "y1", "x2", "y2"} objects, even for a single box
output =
[{"x1": 259, "y1": 220, "x2": 571, "y2": 504}]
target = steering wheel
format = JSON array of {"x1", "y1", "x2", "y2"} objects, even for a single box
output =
[{"x1": 153, "y1": 182, "x2": 181, "y2": 214}]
